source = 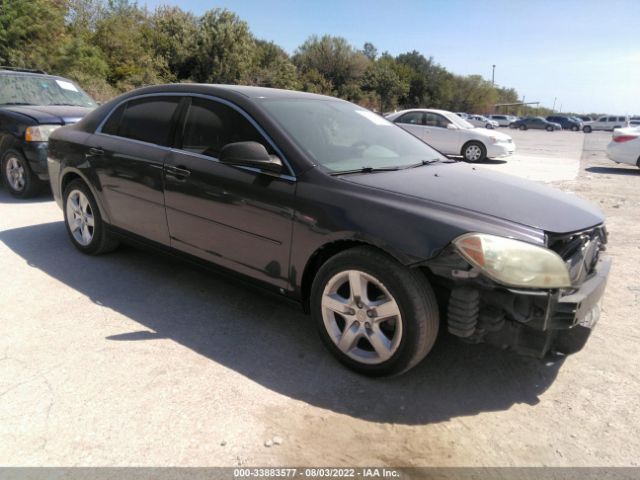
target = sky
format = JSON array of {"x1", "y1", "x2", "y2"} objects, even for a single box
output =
[{"x1": 141, "y1": 0, "x2": 640, "y2": 114}]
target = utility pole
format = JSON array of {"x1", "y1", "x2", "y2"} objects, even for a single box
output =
[
  {"x1": 491, "y1": 65, "x2": 496, "y2": 86},
  {"x1": 552, "y1": 97, "x2": 557, "y2": 112}
]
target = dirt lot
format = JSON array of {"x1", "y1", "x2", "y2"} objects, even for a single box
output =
[{"x1": 1, "y1": 130, "x2": 639, "y2": 467}]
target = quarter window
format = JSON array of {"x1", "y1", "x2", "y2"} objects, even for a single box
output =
[
  {"x1": 106, "y1": 97, "x2": 181, "y2": 146},
  {"x1": 180, "y1": 98, "x2": 271, "y2": 158}
]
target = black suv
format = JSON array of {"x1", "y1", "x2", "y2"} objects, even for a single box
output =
[
  {"x1": 546, "y1": 115, "x2": 583, "y2": 131},
  {"x1": 0, "y1": 67, "x2": 96, "y2": 197}
]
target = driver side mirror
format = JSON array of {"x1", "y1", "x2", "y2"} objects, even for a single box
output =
[
  {"x1": 219, "y1": 141, "x2": 283, "y2": 173},
  {"x1": 446, "y1": 123, "x2": 458, "y2": 130}
]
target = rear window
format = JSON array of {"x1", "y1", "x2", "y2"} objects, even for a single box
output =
[{"x1": 102, "y1": 96, "x2": 181, "y2": 146}]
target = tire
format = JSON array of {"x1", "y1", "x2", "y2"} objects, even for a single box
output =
[
  {"x1": 519, "y1": 124, "x2": 527, "y2": 131},
  {"x1": 546, "y1": 125, "x2": 554, "y2": 132},
  {"x1": 583, "y1": 125, "x2": 592, "y2": 133},
  {"x1": 461, "y1": 141, "x2": 487, "y2": 162},
  {"x1": 63, "y1": 179, "x2": 119, "y2": 255},
  {"x1": 486, "y1": 124, "x2": 494, "y2": 129},
  {"x1": 310, "y1": 246, "x2": 439, "y2": 376},
  {"x1": 571, "y1": 125, "x2": 579, "y2": 131},
  {"x1": 1, "y1": 149, "x2": 43, "y2": 198},
  {"x1": 509, "y1": 123, "x2": 516, "y2": 129}
]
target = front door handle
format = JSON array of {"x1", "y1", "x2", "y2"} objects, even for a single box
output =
[
  {"x1": 165, "y1": 165, "x2": 191, "y2": 177},
  {"x1": 87, "y1": 147, "x2": 104, "y2": 156}
]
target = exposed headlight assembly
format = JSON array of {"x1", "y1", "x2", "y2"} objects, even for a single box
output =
[
  {"x1": 25, "y1": 125, "x2": 61, "y2": 142},
  {"x1": 453, "y1": 233, "x2": 571, "y2": 289}
]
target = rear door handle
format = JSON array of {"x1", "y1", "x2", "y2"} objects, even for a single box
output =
[
  {"x1": 87, "y1": 147, "x2": 104, "y2": 156},
  {"x1": 165, "y1": 165, "x2": 191, "y2": 177}
]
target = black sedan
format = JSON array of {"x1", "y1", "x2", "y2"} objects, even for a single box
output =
[
  {"x1": 47, "y1": 84, "x2": 610, "y2": 376},
  {"x1": 510, "y1": 116, "x2": 562, "y2": 131}
]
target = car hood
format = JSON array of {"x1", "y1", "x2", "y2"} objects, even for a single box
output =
[
  {"x1": 468, "y1": 127, "x2": 512, "y2": 141},
  {"x1": 343, "y1": 162, "x2": 604, "y2": 234},
  {"x1": 1, "y1": 105, "x2": 93, "y2": 125}
]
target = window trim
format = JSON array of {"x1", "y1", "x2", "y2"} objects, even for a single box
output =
[{"x1": 95, "y1": 92, "x2": 296, "y2": 180}]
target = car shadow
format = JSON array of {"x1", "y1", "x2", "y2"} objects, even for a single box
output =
[
  {"x1": 0, "y1": 185, "x2": 52, "y2": 204},
  {"x1": 586, "y1": 166, "x2": 639, "y2": 176},
  {"x1": 0, "y1": 221, "x2": 564, "y2": 426}
]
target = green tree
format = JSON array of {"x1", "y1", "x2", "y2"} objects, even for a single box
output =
[
  {"x1": 247, "y1": 40, "x2": 299, "y2": 89},
  {"x1": 0, "y1": 0, "x2": 68, "y2": 71},
  {"x1": 293, "y1": 35, "x2": 370, "y2": 97},
  {"x1": 149, "y1": 6, "x2": 198, "y2": 80},
  {"x1": 191, "y1": 8, "x2": 255, "y2": 84},
  {"x1": 363, "y1": 58, "x2": 409, "y2": 112}
]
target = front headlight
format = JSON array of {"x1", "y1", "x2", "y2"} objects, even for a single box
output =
[
  {"x1": 25, "y1": 125, "x2": 61, "y2": 142},
  {"x1": 453, "y1": 233, "x2": 571, "y2": 288}
]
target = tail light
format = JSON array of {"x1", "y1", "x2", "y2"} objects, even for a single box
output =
[{"x1": 613, "y1": 135, "x2": 639, "y2": 143}]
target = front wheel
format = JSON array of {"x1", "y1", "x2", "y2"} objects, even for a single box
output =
[
  {"x1": 519, "y1": 124, "x2": 527, "y2": 130},
  {"x1": 462, "y1": 141, "x2": 487, "y2": 162},
  {"x1": 485, "y1": 124, "x2": 494, "y2": 129},
  {"x1": 63, "y1": 179, "x2": 119, "y2": 255},
  {"x1": 546, "y1": 125, "x2": 554, "y2": 132},
  {"x1": 583, "y1": 125, "x2": 592, "y2": 133},
  {"x1": 571, "y1": 125, "x2": 579, "y2": 131},
  {"x1": 1, "y1": 149, "x2": 42, "y2": 198},
  {"x1": 311, "y1": 246, "x2": 439, "y2": 376}
]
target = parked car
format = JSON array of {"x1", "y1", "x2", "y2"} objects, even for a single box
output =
[
  {"x1": 583, "y1": 115, "x2": 629, "y2": 133},
  {"x1": 48, "y1": 84, "x2": 610, "y2": 376},
  {"x1": 510, "y1": 117, "x2": 562, "y2": 131},
  {"x1": 546, "y1": 115, "x2": 583, "y2": 131},
  {"x1": 577, "y1": 115, "x2": 593, "y2": 122},
  {"x1": 0, "y1": 67, "x2": 97, "y2": 197},
  {"x1": 629, "y1": 117, "x2": 640, "y2": 128},
  {"x1": 455, "y1": 112, "x2": 469, "y2": 119},
  {"x1": 486, "y1": 114, "x2": 514, "y2": 127},
  {"x1": 605, "y1": 127, "x2": 640, "y2": 168},
  {"x1": 467, "y1": 114, "x2": 499, "y2": 129},
  {"x1": 386, "y1": 109, "x2": 515, "y2": 162}
]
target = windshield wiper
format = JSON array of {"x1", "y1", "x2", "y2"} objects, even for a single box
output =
[
  {"x1": 1, "y1": 102, "x2": 36, "y2": 105},
  {"x1": 329, "y1": 166, "x2": 402, "y2": 176},
  {"x1": 404, "y1": 158, "x2": 457, "y2": 169},
  {"x1": 49, "y1": 103, "x2": 79, "y2": 106}
]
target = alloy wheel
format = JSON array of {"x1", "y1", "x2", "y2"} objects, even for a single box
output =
[
  {"x1": 321, "y1": 269, "x2": 403, "y2": 365},
  {"x1": 66, "y1": 189, "x2": 95, "y2": 246},
  {"x1": 5, "y1": 156, "x2": 25, "y2": 192}
]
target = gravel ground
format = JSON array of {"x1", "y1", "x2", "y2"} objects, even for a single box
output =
[{"x1": 0, "y1": 130, "x2": 638, "y2": 467}]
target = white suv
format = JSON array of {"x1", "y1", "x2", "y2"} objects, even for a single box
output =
[{"x1": 583, "y1": 116, "x2": 629, "y2": 133}]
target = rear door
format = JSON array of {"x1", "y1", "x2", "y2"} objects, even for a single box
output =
[
  {"x1": 163, "y1": 96, "x2": 295, "y2": 289},
  {"x1": 91, "y1": 95, "x2": 181, "y2": 245}
]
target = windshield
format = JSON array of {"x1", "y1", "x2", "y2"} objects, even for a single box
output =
[
  {"x1": 0, "y1": 75, "x2": 96, "y2": 107},
  {"x1": 260, "y1": 99, "x2": 447, "y2": 173},
  {"x1": 441, "y1": 110, "x2": 475, "y2": 129}
]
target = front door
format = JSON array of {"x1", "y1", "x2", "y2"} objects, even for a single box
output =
[{"x1": 163, "y1": 96, "x2": 295, "y2": 289}]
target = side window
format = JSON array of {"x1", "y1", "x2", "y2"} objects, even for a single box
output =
[
  {"x1": 598, "y1": 117, "x2": 607, "y2": 122},
  {"x1": 116, "y1": 97, "x2": 181, "y2": 146},
  {"x1": 425, "y1": 113, "x2": 450, "y2": 128},
  {"x1": 180, "y1": 97, "x2": 271, "y2": 158},
  {"x1": 396, "y1": 111, "x2": 424, "y2": 125}
]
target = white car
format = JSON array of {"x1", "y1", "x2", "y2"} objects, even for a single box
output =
[
  {"x1": 486, "y1": 114, "x2": 516, "y2": 127},
  {"x1": 606, "y1": 127, "x2": 640, "y2": 168},
  {"x1": 386, "y1": 109, "x2": 516, "y2": 162},
  {"x1": 467, "y1": 114, "x2": 499, "y2": 129},
  {"x1": 583, "y1": 115, "x2": 629, "y2": 133}
]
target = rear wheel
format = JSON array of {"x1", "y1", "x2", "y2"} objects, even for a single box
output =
[
  {"x1": 583, "y1": 125, "x2": 592, "y2": 133},
  {"x1": 1, "y1": 150, "x2": 42, "y2": 198},
  {"x1": 519, "y1": 124, "x2": 527, "y2": 131},
  {"x1": 462, "y1": 141, "x2": 487, "y2": 162},
  {"x1": 485, "y1": 124, "x2": 494, "y2": 129},
  {"x1": 311, "y1": 246, "x2": 439, "y2": 376},
  {"x1": 63, "y1": 179, "x2": 119, "y2": 255},
  {"x1": 546, "y1": 125, "x2": 554, "y2": 132},
  {"x1": 571, "y1": 125, "x2": 579, "y2": 131}
]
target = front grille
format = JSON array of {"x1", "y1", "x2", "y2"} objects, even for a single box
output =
[{"x1": 547, "y1": 225, "x2": 607, "y2": 284}]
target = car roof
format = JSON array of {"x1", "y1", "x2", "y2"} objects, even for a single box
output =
[{"x1": 121, "y1": 83, "x2": 333, "y2": 101}]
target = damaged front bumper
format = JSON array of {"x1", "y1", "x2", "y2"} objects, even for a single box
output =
[{"x1": 429, "y1": 253, "x2": 611, "y2": 358}]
